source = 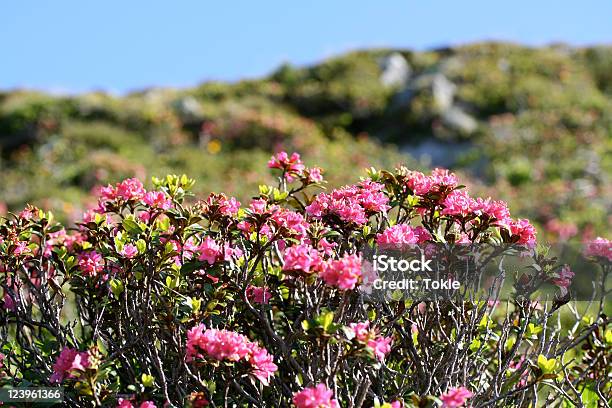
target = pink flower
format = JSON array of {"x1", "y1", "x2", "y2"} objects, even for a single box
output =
[
  {"x1": 50, "y1": 347, "x2": 90, "y2": 383},
  {"x1": 320, "y1": 254, "x2": 363, "y2": 290},
  {"x1": 268, "y1": 151, "x2": 305, "y2": 181},
  {"x1": 350, "y1": 322, "x2": 371, "y2": 342},
  {"x1": 186, "y1": 324, "x2": 277, "y2": 385},
  {"x1": 2, "y1": 291, "x2": 15, "y2": 311},
  {"x1": 508, "y1": 219, "x2": 537, "y2": 245},
  {"x1": 116, "y1": 178, "x2": 145, "y2": 201},
  {"x1": 439, "y1": 387, "x2": 473, "y2": 408},
  {"x1": 12, "y1": 241, "x2": 30, "y2": 256},
  {"x1": 307, "y1": 181, "x2": 388, "y2": 225},
  {"x1": 551, "y1": 264, "x2": 574, "y2": 288},
  {"x1": 473, "y1": 198, "x2": 512, "y2": 225},
  {"x1": 292, "y1": 384, "x2": 339, "y2": 408},
  {"x1": 376, "y1": 224, "x2": 431, "y2": 248},
  {"x1": 139, "y1": 402, "x2": 157, "y2": 408},
  {"x1": 197, "y1": 237, "x2": 221, "y2": 265},
  {"x1": 406, "y1": 171, "x2": 434, "y2": 195},
  {"x1": 246, "y1": 285, "x2": 272, "y2": 304},
  {"x1": 120, "y1": 244, "x2": 138, "y2": 259},
  {"x1": 117, "y1": 398, "x2": 134, "y2": 408},
  {"x1": 583, "y1": 237, "x2": 612, "y2": 262},
  {"x1": 283, "y1": 244, "x2": 324, "y2": 274},
  {"x1": 78, "y1": 251, "x2": 104, "y2": 276},
  {"x1": 368, "y1": 336, "x2": 393, "y2": 361},
  {"x1": 218, "y1": 196, "x2": 241, "y2": 216},
  {"x1": 247, "y1": 344, "x2": 278, "y2": 386},
  {"x1": 249, "y1": 199, "x2": 269, "y2": 215},
  {"x1": 307, "y1": 167, "x2": 324, "y2": 183},
  {"x1": 349, "y1": 322, "x2": 393, "y2": 361},
  {"x1": 272, "y1": 209, "x2": 310, "y2": 240},
  {"x1": 441, "y1": 190, "x2": 476, "y2": 217},
  {"x1": 100, "y1": 185, "x2": 117, "y2": 201},
  {"x1": 142, "y1": 191, "x2": 173, "y2": 210},
  {"x1": 430, "y1": 168, "x2": 459, "y2": 188}
]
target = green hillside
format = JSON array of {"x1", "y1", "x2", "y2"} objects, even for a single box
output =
[{"x1": 1, "y1": 42, "x2": 611, "y2": 240}]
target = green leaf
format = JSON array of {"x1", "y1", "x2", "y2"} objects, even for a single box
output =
[
  {"x1": 537, "y1": 354, "x2": 556, "y2": 374},
  {"x1": 110, "y1": 279, "x2": 124, "y2": 297},
  {"x1": 141, "y1": 373, "x2": 155, "y2": 388},
  {"x1": 122, "y1": 218, "x2": 142, "y2": 235}
]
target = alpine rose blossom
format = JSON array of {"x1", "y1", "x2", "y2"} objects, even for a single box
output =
[
  {"x1": 306, "y1": 181, "x2": 389, "y2": 225},
  {"x1": 292, "y1": 383, "x2": 339, "y2": 408},
  {"x1": 583, "y1": 237, "x2": 612, "y2": 262},
  {"x1": 120, "y1": 244, "x2": 138, "y2": 259},
  {"x1": 283, "y1": 244, "x2": 324, "y2": 274},
  {"x1": 320, "y1": 254, "x2": 363, "y2": 290},
  {"x1": 508, "y1": 219, "x2": 537, "y2": 245},
  {"x1": 116, "y1": 178, "x2": 145, "y2": 201},
  {"x1": 186, "y1": 324, "x2": 277, "y2": 385},
  {"x1": 441, "y1": 190, "x2": 476, "y2": 217},
  {"x1": 78, "y1": 251, "x2": 104, "y2": 276},
  {"x1": 349, "y1": 322, "x2": 393, "y2": 361},
  {"x1": 440, "y1": 387, "x2": 473, "y2": 408},
  {"x1": 142, "y1": 191, "x2": 173, "y2": 210},
  {"x1": 197, "y1": 237, "x2": 221, "y2": 264},
  {"x1": 376, "y1": 224, "x2": 431, "y2": 248},
  {"x1": 246, "y1": 285, "x2": 272, "y2": 304},
  {"x1": 267, "y1": 151, "x2": 305, "y2": 181},
  {"x1": 50, "y1": 347, "x2": 90, "y2": 383},
  {"x1": 551, "y1": 264, "x2": 574, "y2": 288},
  {"x1": 116, "y1": 400, "x2": 157, "y2": 408},
  {"x1": 368, "y1": 336, "x2": 393, "y2": 361}
]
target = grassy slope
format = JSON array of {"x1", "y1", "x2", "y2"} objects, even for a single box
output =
[{"x1": 0, "y1": 42, "x2": 610, "y2": 240}]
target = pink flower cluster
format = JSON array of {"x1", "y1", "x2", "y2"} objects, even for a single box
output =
[
  {"x1": 507, "y1": 218, "x2": 537, "y2": 245},
  {"x1": 119, "y1": 244, "x2": 139, "y2": 259},
  {"x1": 186, "y1": 324, "x2": 277, "y2": 385},
  {"x1": 376, "y1": 224, "x2": 431, "y2": 248},
  {"x1": 50, "y1": 347, "x2": 91, "y2": 383},
  {"x1": 439, "y1": 386, "x2": 473, "y2": 408},
  {"x1": 267, "y1": 151, "x2": 324, "y2": 184},
  {"x1": 551, "y1": 264, "x2": 574, "y2": 288},
  {"x1": 101, "y1": 178, "x2": 146, "y2": 202},
  {"x1": 78, "y1": 251, "x2": 104, "y2": 276},
  {"x1": 196, "y1": 237, "x2": 242, "y2": 265},
  {"x1": 271, "y1": 208, "x2": 310, "y2": 240},
  {"x1": 117, "y1": 399, "x2": 157, "y2": 408},
  {"x1": 306, "y1": 180, "x2": 389, "y2": 225},
  {"x1": 142, "y1": 191, "x2": 173, "y2": 210},
  {"x1": 283, "y1": 244, "x2": 324, "y2": 275},
  {"x1": 267, "y1": 151, "x2": 308, "y2": 182},
  {"x1": 292, "y1": 383, "x2": 339, "y2": 408},
  {"x1": 203, "y1": 193, "x2": 241, "y2": 218},
  {"x1": 349, "y1": 321, "x2": 393, "y2": 361},
  {"x1": 246, "y1": 285, "x2": 271, "y2": 304},
  {"x1": 320, "y1": 254, "x2": 363, "y2": 290},
  {"x1": 441, "y1": 190, "x2": 511, "y2": 224},
  {"x1": 405, "y1": 168, "x2": 458, "y2": 196},
  {"x1": 583, "y1": 237, "x2": 612, "y2": 262}
]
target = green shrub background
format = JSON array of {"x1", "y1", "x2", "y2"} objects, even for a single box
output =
[{"x1": 1, "y1": 42, "x2": 610, "y2": 239}]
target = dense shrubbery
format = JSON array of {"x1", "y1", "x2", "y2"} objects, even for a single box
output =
[{"x1": 1, "y1": 153, "x2": 609, "y2": 407}]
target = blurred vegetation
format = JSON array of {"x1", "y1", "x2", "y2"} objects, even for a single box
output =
[{"x1": 0, "y1": 42, "x2": 610, "y2": 241}]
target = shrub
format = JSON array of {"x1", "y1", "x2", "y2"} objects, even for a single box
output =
[{"x1": 0, "y1": 153, "x2": 609, "y2": 407}]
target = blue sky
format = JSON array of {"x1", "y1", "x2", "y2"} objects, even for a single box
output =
[{"x1": 2, "y1": 1, "x2": 611, "y2": 94}]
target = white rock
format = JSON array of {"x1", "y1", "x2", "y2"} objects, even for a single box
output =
[{"x1": 380, "y1": 53, "x2": 412, "y2": 87}]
